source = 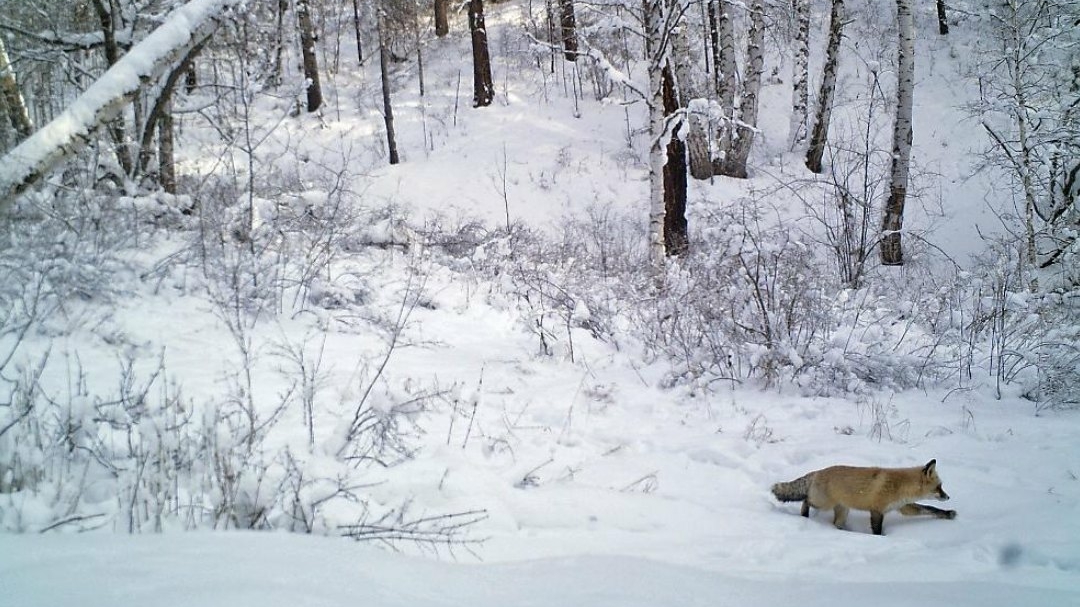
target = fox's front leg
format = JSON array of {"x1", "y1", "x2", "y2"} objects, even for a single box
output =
[{"x1": 900, "y1": 503, "x2": 957, "y2": 519}]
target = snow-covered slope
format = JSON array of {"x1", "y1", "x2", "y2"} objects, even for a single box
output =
[{"x1": 2, "y1": 1, "x2": 1078, "y2": 606}]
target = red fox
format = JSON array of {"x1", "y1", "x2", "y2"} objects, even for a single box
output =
[{"x1": 771, "y1": 459, "x2": 956, "y2": 535}]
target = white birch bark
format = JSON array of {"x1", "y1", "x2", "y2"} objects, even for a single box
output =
[
  {"x1": 673, "y1": 13, "x2": 712, "y2": 180},
  {"x1": 805, "y1": 0, "x2": 844, "y2": 173},
  {"x1": 713, "y1": 0, "x2": 737, "y2": 173},
  {"x1": 880, "y1": 0, "x2": 915, "y2": 265},
  {"x1": 789, "y1": 0, "x2": 810, "y2": 149},
  {"x1": 723, "y1": 0, "x2": 764, "y2": 178},
  {"x1": 645, "y1": 0, "x2": 668, "y2": 267},
  {"x1": 0, "y1": 0, "x2": 237, "y2": 208}
]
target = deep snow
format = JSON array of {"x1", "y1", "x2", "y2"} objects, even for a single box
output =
[{"x1": 2, "y1": 1, "x2": 1079, "y2": 606}]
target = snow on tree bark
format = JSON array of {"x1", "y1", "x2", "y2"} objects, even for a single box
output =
[
  {"x1": 712, "y1": 0, "x2": 737, "y2": 175},
  {"x1": 0, "y1": 0, "x2": 238, "y2": 208},
  {"x1": 663, "y1": 64, "x2": 689, "y2": 255},
  {"x1": 881, "y1": 0, "x2": 915, "y2": 266},
  {"x1": 673, "y1": 16, "x2": 712, "y2": 180}
]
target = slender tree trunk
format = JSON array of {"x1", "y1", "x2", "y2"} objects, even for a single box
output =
[
  {"x1": 469, "y1": 0, "x2": 494, "y2": 107},
  {"x1": 377, "y1": 7, "x2": 400, "y2": 164},
  {"x1": 663, "y1": 64, "x2": 689, "y2": 255},
  {"x1": 435, "y1": 0, "x2": 450, "y2": 37},
  {"x1": 645, "y1": 0, "x2": 667, "y2": 266},
  {"x1": 559, "y1": 0, "x2": 578, "y2": 61},
  {"x1": 185, "y1": 64, "x2": 198, "y2": 93},
  {"x1": 712, "y1": 0, "x2": 737, "y2": 174},
  {"x1": 352, "y1": 0, "x2": 365, "y2": 62},
  {"x1": 936, "y1": 0, "x2": 949, "y2": 35},
  {"x1": 806, "y1": 0, "x2": 844, "y2": 173},
  {"x1": 92, "y1": 0, "x2": 133, "y2": 175},
  {"x1": 274, "y1": 0, "x2": 289, "y2": 84},
  {"x1": 298, "y1": 0, "x2": 323, "y2": 112},
  {"x1": 158, "y1": 100, "x2": 176, "y2": 194},
  {"x1": 0, "y1": 36, "x2": 34, "y2": 141},
  {"x1": 790, "y1": 0, "x2": 810, "y2": 149},
  {"x1": 136, "y1": 40, "x2": 208, "y2": 179},
  {"x1": 719, "y1": 0, "x2": 764, "y2": 178},
  {"x1": 880, "y1": 0, "x2": 915, "y2": 265},
  {"x1": 706, "y1": 1, "x2": 721, "y2": 88},
  {"x1": 413, "y1": 5, "x2": 426, "y2": 96}
]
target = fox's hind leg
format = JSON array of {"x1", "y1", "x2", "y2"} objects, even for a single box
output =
[
  {"x1": 801, "y1": 499, "x2": 811, "y2": 517},
  {"x1": 900, "y1": 503, "x2": 957, "y2": 519},
  {"x1": 832, "y1": 505, "x2": 849, "y2": 530},
  {"x1": 870, "y1": 511, "x2": 885, "y2": 535}
]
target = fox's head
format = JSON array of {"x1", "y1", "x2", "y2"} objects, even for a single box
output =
[{"x1": 922, "y1": 459, "x2": 950, "y2": 501}]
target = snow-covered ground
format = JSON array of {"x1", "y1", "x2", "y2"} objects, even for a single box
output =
[{"x1": 2, "y1": 1, "x2": 1079, "y2": 605}]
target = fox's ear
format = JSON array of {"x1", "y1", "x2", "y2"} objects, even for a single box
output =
[{"x1": 923, "y1": 459, "x2": 937, "y2": 476}]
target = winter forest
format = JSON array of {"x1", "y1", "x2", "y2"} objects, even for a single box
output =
[{"x1": 0, "y1": 0, "x2": 1078, "y2": 605}]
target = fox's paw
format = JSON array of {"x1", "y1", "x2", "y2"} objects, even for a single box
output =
[{"x1": 942, "y1": 510, "x2": 957, "y2": 520}]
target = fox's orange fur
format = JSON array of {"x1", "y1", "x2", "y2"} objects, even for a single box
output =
[{"x1": 771, "y1": 459, "x2": 956, "y2": 535}]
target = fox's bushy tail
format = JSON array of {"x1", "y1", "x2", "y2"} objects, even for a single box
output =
[{"x1": 771, "y1": 473, "x2": 814, "y2": 502}]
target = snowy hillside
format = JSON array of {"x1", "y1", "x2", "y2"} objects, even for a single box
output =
[{"x1": 1, "y1": 0, "x2": 1078, "y2": 605}]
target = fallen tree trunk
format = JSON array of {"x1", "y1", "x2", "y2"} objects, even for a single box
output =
[{"x1": 0, "y1": 0, "x2": 238, "y2": 208}]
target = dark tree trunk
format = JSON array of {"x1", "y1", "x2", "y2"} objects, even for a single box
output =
[
  {"x1": 377, "y1": 9, "x2": 400, "y2": 164},
  {"x1": 184, "y1": 64, "x2": 198, "y2": 94},
  {"x1": 469, "y1": 0, "x2": 494, "y2": 107},
  {"x1": 559, "y1": 0, "x2": 578, "y2": 61},
  {"x1": 435, "y1": 0, "x2": 450, "y2": 37},
  {"x1": 274, "y1": 0, "x2": 289, "y2": 84},
  {"x1": 936, "y1": 0, "x2": 949, "y2": 35},
  {"x1": 662, "y1": 64, "x2": 688, "y2": 256},
  {"x1": 298, "y1": 0, "x2": 323, "y2": 112},
  {"x1": 352, "y1": 0, "x2": 365, "y2": 62},
  {"x1": 92, "y1": 0, "x2": 133, "y2": 175}
]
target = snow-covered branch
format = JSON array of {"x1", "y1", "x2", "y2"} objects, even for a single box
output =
[{"x1": 0, "y1": 0, "x2": 240, "y2": 208}]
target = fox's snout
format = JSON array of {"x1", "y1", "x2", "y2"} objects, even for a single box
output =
[{"x1": 936, "y1": 487, "x2": 950, "y2": 501}]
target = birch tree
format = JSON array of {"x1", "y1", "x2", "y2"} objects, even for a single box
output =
[
  {"x1": 718, "y1": 0, "x2": 765, "y2": 179},
  {"x1": 789, "y1": 0, "x2": 810, "y2": 149},
  {"x1": 806, "y1": 0, "x2": 844, "y2": 173},
  {"x1": 673, "y1": 17, "x2": 712, "y2": 179},
  {"x1": 977, "y1": 0, "x2": 1080, "y2": 286},
  {"x1": 880, "y1": 0, "x2": 915, "y2": 265},
  {"x1": 646, "y1": 0, "x2": 670, "y2": 265},
  {"x1": 710, "y1": 0, "x2": 737, "y2": 175},
  {"x1": 0, "y1": 0, "x2": 238, "y2": 207}
]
